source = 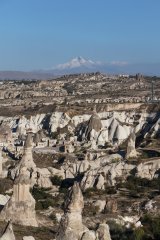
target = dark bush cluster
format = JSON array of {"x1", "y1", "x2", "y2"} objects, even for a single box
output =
[
  {"x1": 0, "y1": 178, "x2": 13, "y2": 194},
  {"x1": 109, "y1": 215, "x2": 160, "y2": 240},
  {"x1": 31, "y1": 187, "x2": 58, "y2": 210},
  {"x1": 117, "y1": 175, "x2": 160, "y2": 197},
  {"x1": 50, "y1": 175, "x2": 63, "y2": 186}
]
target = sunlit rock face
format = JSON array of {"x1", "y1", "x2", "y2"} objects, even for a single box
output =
[{"x1": 0, "y1": 167, "x2": 38, "y2": 227}]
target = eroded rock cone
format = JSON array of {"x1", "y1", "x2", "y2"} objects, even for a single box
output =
[
  {"x1": 0, "y1": 167, "x2": 38, "y2": 227},
  {"x1": 85, "y1": 113, "x2": 102, "y2": 140},
  {"x1": 10, "y1": 134, "x2": 36, "y2": 181},
  {"x1": 56, "y1": 182, "x2": 87, "y2": 240},
  {"x1": 0, "y1": 221, "x2": 15, "y2": 240}
]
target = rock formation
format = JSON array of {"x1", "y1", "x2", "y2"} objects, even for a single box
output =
[
  {"x1": 85, "y1": 111, "x2": 102, "y2": 141},
  {"x1": 56, "y1": 182, "x2": 87, "y2": 240},
  {"x1": 56, "y1": 181, "x2": 112, "y2": 240},
  {"x1": 0, "y1": 124, "x2": 12, "y2": 144},
  {"x1": 0, "y1": 167, "x2": 38, "y2": 227},
  {"x1": 36, "y1": 168, "x2": 52, "y2": 188},
  {"x1": 10, "y1": 134, "x2": 36, "y2": 181},
  {"x1": 33, "y1": 132, "x2": 40, "y2": 146},
  {"x1": 21, "y1": 134, "x2": 36, "y2": 169},
  {"x1": 96, "y1": 224, "x2": 112, "y2": 240},
  {"x1": 105, "y1": 198, "x2": 117, "y2": 213},
  {"x1": 96, "y1": 174, "x2": 105, "y2": 190},
  {"x1": 0, "y1": 221, "x2": 15, "y2": 240},
  {"x1": 126, "y1": 130, "x2": 139, "y2": 159}
]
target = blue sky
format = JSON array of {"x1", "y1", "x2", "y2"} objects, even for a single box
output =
[{"x1": 0, "y1": 0, "x2": 160, "y2": 71}]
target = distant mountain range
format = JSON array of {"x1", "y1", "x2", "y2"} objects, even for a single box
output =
[{"x1": 0, "y1": 57, "x2": 160, "y2": 80}]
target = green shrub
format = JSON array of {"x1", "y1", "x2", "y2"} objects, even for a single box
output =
[
  {"x1": 50, "y1": 131, "x2": 59, "y2": 139},
  {"x1": 83, "y1": 203, "x2": 100, "y2": 216},
  {"x1": 84, "y1": 187, "x2": 105, "y2": 198},
  {"x1": 118, "y1": 175, "x2": 160, "y2": 195},
  {"x1": 133, "y1": 228, "x2": 145, "y2": 240},
  {"x1": 50, "y1": 175, "x2": 63, "y2": 186},
  {"x1": 105, "y1": 186, "x2": 117, "y2": 195},
  {"x1": 141, "y1": 214, "x2": 160, "y2": 239},
  {"x1": 59, "y1": 187, "x2": 68, "y2": 194},
  {"x1": 31, "y1": 187, "x2": 51, "y2": 200},
  {"x1": 108, "y1": 221, "x2": 131, "y2": 240},
  {"x1": 49, "y1": 213, "x2": 57, "y2": 224},
  {"x1": 31, "y1": 186, "x2": 57, "y2": 210},
  {"x1": 0, "y1": 178, "x2": 13, "y2": 194}
]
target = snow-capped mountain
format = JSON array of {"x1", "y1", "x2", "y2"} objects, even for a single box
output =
[
  {"x1": 53, "y1": 56, "x2": 98, "y2": 70},
  {"x1": 51, "y1": 57, "x2": 130, "y2": 74},
  {"x1": 42, "y1": 57, "x2": 160, "y2": 76}
]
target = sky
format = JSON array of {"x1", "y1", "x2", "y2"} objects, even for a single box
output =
[{"x1": 0, "y1": 0, "x2": 160, "y2": 71}]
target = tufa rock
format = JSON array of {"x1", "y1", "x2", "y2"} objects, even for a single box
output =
[
  {"x1": 56, "y1": 182, "x2": 87, "y2": 240},
  {"x1": 85, "y1": 113, "x2": 102, "y2": 140},
  {"x1": 96, "y1": 224, "x2": 112, "y2": 240},
  {"x1": 126, "y1": 130, "x2": 139, "y2": 159},
  {"x1": 0, "y1": 167, "x2": 38, "y2": 227}
]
